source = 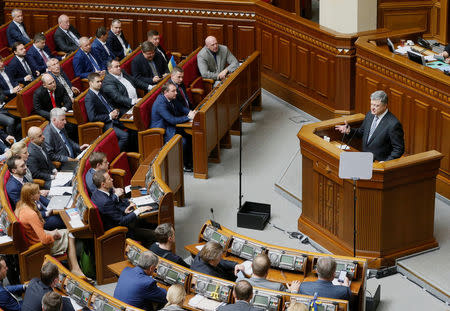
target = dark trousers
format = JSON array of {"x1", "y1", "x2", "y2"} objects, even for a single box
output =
[
  {"x1": 127, "y1": 218, "x2": 156, "y2": 249},
  {"x1": 43, "y1": 214, "x2": 66, "y2": 230}
]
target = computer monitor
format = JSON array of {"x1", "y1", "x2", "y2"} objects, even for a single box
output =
[
  {"x1": 407, "y1": 51, "x2": 425, "y2": 65},
  {"x1": 387, "y1": 38, "x2": 395, "y2": 52}
]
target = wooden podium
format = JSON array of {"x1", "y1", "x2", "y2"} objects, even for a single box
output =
[{"x1": 297, "y1": 114, "x2": 443, "y2": 268}]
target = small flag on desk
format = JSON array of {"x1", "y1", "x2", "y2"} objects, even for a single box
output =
[{"x1": 168, "y1": 55, "x2": 176, "y2": 72}]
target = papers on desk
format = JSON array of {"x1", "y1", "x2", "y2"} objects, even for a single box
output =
[
  {"x1": 394, "y1": 45, "x2": 412, "y2": 55},
  {"x1": 241, "y1": 260, "x2": 253, "y2": 276},
  {"x1": 48, "y1": 187, "x2": 72, "y2": 197},
  {"x1": 68, "y1": 297, "x2": 83, "y2": 310},
  {"x1": 195, "y1": 245, "x2": 205, "y2": 251},
  {"x1": 0, "y1": 235, "x2": 13, "y2": 243},
  {"x1": 129, "y1": 195, "x2": 156, "y2": 206},
  {"x1": 66, "y1": 208, "x2": 84, "y2": 228},
  {"x1": 332, "y1": 278, "x2": 352, "y2": 287},
  {"x1": 188, "y1": 294, "x2": 226, "y2": 311},
  {"x1": 47, "y1": 196, "x2": 72, "y2": 211},
  {"x1": 337, "y1": 144, "x2": 350, "y2": 150},
  {"x1": 51, "y1": 172, "x2": 73, "y2": 187},
  {"x1": 76, "y1": 146, "x2": 90, "y2": 160},
  {"x1": 424, "y1": 55, "x2": 436, "y2": 62}
]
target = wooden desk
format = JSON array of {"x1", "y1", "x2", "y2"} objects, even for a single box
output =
[
  {"x1": 107, "y1": 260, "x2": 133, "y2": 276},
  {"x1": 119, "y1": 112, "x2": 137, "y2": 131}
]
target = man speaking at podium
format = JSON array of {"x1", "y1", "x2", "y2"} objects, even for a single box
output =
[{"x1": 335, "y1": 90, "x2": 404, "y2": 162}]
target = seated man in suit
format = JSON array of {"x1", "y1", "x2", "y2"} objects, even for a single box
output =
[
  {"x1": 33, "y1": 73, "x2": 72, "y2": 120},
  {"x1": 53, "y1": 14, "x2": 80, "y2": 54},
  {"x1": 170, "y1": 66, "x2": 192, "y2": 110},
  {"x1": 5, "y1": 156, "x2": 64, "y2": 230},
  {"x1": 149, "y1": 223, "x2": 190, "y2": 268},
  {"x1": 91, "y1": 169, "x2": 155, "y2": 248},
  {"x1": 91, "y1": 26, "x2": 114, "y2": 71},
  {"x1": 0, "y1": 255, "x2": 26, "y2": 311},
  {"x1": 114, "y1": 251, "x2": 167, "y2": 310},
  {"x1": 335, "y1": 90, "x2": 404, "y2": 162},
  {"x1": 102, "y1": 59, "x2": 151, "y2": 115},
  {"x1": 6, "y1": 9, "x2": 30, "y2": 46},
  {"x1": 0, "y1": 57, "x2": 21, "y2": 136},
  {"x1": 131, "y1": 41, "x2": 168, "y2": 85},
  {"x1": 21, "y1": 262, "x2": 75, "y2": 311},
  {"x1": 106, "y1": 19, "x2": 130, "y2": 60},
  {"x1": 297, "y1": 256, "x2": 351, "y2": 301},
  {"x1": 151, "y1": 82, "x2": 196, "y2": 171},
  {"x1": 42, "y1": 292, "x2": 63, "y2": 311},
  {"x1": 147, "y1": 30, "x2": 169, "y2": 65},
  {"x1": 85, "y1": 72, "x2": 128, "y2": 150},
  {"x1": 43, "y1": 108, "x2": 88, "y2": 171},
  {"x1": 197, "y1": 36, "x2": 238, "y2": 84},
  {"x1": 27, "y1": 33, "x2": 59, "y2": 75},
  {"x1": 73, "y1": 37, "x2": 104, "y2": 79},
  {"x1": 7, "y1": 42, "x2": 39, "y2": 86},
  {"x1": 0, "y1": 128, "x2": 14, "y2": 161},
  {"x1": 217, "y1": 280, "x2": 259, "y2": 311},
  {"x1": 236, "y1": 254, "x2": 294, "y2": 292},
  {"x1": 27, "y1": 126, "x2": 57, "y2": 190},
  {"x1": 191, "y1": 241, "x2": 245, "y2": 281},
  {"x1": 46, "y1": 58, "x2": 80, "y2": 102},
  {"x1": 85, "y1": 151, "x2": 124, "y2": 197}
]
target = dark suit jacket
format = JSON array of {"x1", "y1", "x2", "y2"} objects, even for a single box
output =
[
  {"x1": 33, "y1": 84, "x2": 72, "y2": 119},
  {"x1": 299, "y1": 279, "x2": 351, "y2": 301},
  {"x1": 0, "y1": 129, "x2": 10, "y2": 154},
  {"x1": 149, "y1": 243, "x2": 190, "y2": 268},
  {"x1": 91, "y1": 38, "x2": 113, "y2": 70},
  {"x1": 53, "y1": 26, "x2": 80, "y2": 53},
  {"x1": 49, "y1": 71, "x2": 73, "y2": 90},
  {"x1": 91, "y1": 189, "x2": 136, "y2": 231},
  {"x1": 6, "y1": 22, "x2": 30, "y2": 46},
  {"x1": 150, "y1": 93, "x2": 189, "y2": 143},
  {"x1": 131, "y1": 52, "x2": 167, "y2": 85},
  {"x1": 0, "y1": 70, "x2": 19, "y2": 99},
  {"x1": 156, "y1": 46, "x2": 169, "y2": 64},
  {"x1": 113, "y1": 266, "x2": 167, "y2": 310},
  {"x1": 21, "y1": 278, "x2": 74, "y2": 311},
  {"x1": 43, "y1": 123, "x2": 81, "y2": 163},
  {"x1": 6, "y1": 56, "x2": 37, "y2": 85},
  {"x1": 26, "y1": 45, "x2": 58, "y2": 74},
  {"x1": 73, "y1": 49, "x2": 101, "y2": 79},
  {"x1": 217, "y1": 301, "x2": 260, "y2": 311},
  {"x1": 106, "y1": 30, "x2": 129, "y2": 60},
  {"x1": 350, "y1": 111, "x2": 404, "y2": 161},
  {"x1": 0, "y1": 284, "x2": 25, "y2": 311},
  {"x1": 6, "y1": 174, "x2": 49, "y2": 209},
  {"x1": 27, "y1": 142, "x2": 55, "y2": 181},
  {"x1": 170, "y1": 79, "x2": 192, "y2": 111},
  {"x1": 85, "y1": 89, "x2": 115, "y2": 124},
  {"x1": 85, "y1": 167, "x2": 96, "y2": 196},
  {"x1": 191, "y1": 253, "x2": 237, "y2": 281},
  {"x1": 101, "y1": 71, "x2": 149, "y2": 114}
]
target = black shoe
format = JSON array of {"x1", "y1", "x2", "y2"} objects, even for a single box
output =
[{"x1": 183, "y1": 165, "x2": 193, "y2": 172}]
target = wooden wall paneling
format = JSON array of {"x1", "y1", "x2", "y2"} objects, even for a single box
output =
[
  {"x1": 118, "y1": 19, "x2": 135, "y2": 49},
  {"x1": 273, "y1": 34, "x2": 279, "y2": 74},
  {"x1": 196, "y1": 23, "x2": 204, "y2": 50},
  {"x1": 135, "y1": 19, "x2": 144, "y2": 46},
  {"x1": 227, "y1": 24, "x2": 234, "y2": 55},
  {"x1": 387, "y1": 88, "x2": 404, "y2": 122},
  {"x1": 146, "y1": 20, "x2": 164, "y2": 37},
  {"x1": 205, "y1": 24, "x2": 224, "y2": 44},
  {"x1": 429, "y1": 107, "x2": 439, "y2": 151},
  {"x1": 87, "y1": 17, "x2": 105, "y2": 37},
  {"x1": 363, "y1": 76, "x2": 380, "y2": 109},
  {"x1": 382, "y1": 9, "x2": 430, "y2": 34},
  {"x1": 261, "y1": 30, "x2": 273, "y2": 71},
  {"x1": 354, "y1": 72, "x2": 365, "y2": 113},
  {"x1": 79, "y1": 16, "x2": 87, "y2": 36},
  {"x1": 313, "y1": 54, "x2": 330, "y2": 99},
  {"x1": 293, "y1": 44, "x2": 309, "y2": 88},
  {"x1": 277, "y1": 37, "x2": 290, "y2": 79},
  {"x1": 236, "y1": 26, "x2": 255, "y2": 60},
  {"x1": 166, "y1": 21, "x2": 174, "y2": 52},
  {"x1": 30, "y1": 15, "x2": 50, "y2": 35},
  {"x1": 439, "y1": 111, "x2": 450, "y2": 174},
  {"x1": 412, "y1": 99, "x2": 430, "y2": 153},
  {"x1": 175, "y1": 22, "x2": 194, "y2": 55}
]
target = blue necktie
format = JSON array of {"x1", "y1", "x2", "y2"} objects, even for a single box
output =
[
  {"x1": 59, "y1": 130, "x2": 74, "y2": 158},
  {"x1": 98, "y1": 93, "x2": 113, "y2": 112},
  {"x1": 87, "y1": 53, "x2": 100, "y2": 71},
  {"x1": 368, "y1": 116, "x2": 379, "y2": 142}
]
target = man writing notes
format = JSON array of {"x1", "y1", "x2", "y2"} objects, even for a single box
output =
[
  {"x1": 197, "y1": 36, "x2": 238, "y2": 85},
  {"x1": 335, "y1": 90, "x2": 404, "y2": 162}
]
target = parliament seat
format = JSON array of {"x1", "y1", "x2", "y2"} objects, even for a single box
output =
[
  {"x1": 120, "y1": 46, "x2": 141, "y2": 75},
  {"x1": 181, "y1": 53, "x2": 213, "y2": 107},
  {"x1": 44, "y1": 25, "x2": 65, "y2": 57},
  {"x1": 72, "y1": 89, "x2": 105, "y2": 145},
  {"x1": 60, "y1": 50, "x2": 84, "y2": 91},
  {"x1": 0, "y1": 22, "x2": 11, "y2": 57}
]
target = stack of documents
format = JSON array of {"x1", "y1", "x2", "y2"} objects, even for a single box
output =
[
  {"x1": 188, "y1": 294, "x2": 226, "y2": 311},
  {"x1": 51, "y1": 172, "x2": 74, "y2": 187}
]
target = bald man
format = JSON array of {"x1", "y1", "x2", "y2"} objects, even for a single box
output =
[
  {"x1": 27, "y1": 126, "x2": 57, "y2": 189},
  {"x1": 53, "y1": 14, "x2": 81, "y2": 53},
  {"x1": 73, "y1": 37, "x2": 104, "y2": 79},
  {"x1": 33, "y1": 73, "x2": 72, "y2": 119},
  {"x1": 197, "y1": 36, "x2": 238, "y2": 83}
]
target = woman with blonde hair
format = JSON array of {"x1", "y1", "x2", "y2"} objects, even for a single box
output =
[
  {"x1": 158, "y1": 284, "x2": 186, "y2": 311},
  {"x1": 287, "y1": 302, "x2": 309, "y2": 311},
  {"x1": 9, "y1": 140, "x2": 33, "y2": 182},
  {"x1": 15, "y1": 183, "x2": 90, "y2": 281}
]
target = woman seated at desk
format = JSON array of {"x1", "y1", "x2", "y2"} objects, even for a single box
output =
[
  {"x1": 15, "y1": 183, "x2": 91, "y2": 282},
  {"x1": 191, "y1": 241, "x2": 245, "y2": 281}
]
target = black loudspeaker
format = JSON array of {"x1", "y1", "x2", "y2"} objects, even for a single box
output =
[
  {"x1": 237, "y1": 201, "x2": 271, "y2": 230},
  {"x1": 366, "y1": 285, "x2": 381, "y2": 311}
]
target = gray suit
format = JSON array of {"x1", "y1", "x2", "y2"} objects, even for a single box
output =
[
  {"x1": 236, "y1": 276, "x2": 286, "y2": 292},
  {"x1": 197, "y1": 45, "x2": 238, "y2": 80},
  {"x1": 217, "y1": 301, "x2": 260, "y2": 311}
]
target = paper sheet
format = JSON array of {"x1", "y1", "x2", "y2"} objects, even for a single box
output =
[
  {"x1": 76, "y1": 146, "x2": 90, "y2": 160},
  {"x1": 195, "y1": 244, "x2": 205, "y2": 251},
  {"x1": 188, "y1": 294, "x2": 226, "y2": 311},
  {"x1": 129, "y1": 195, "x2": 156, "y2": 206},
  {"x1": 0, "y1": 235, "x2": 13, "y2": 243},
  {"x1": 51, "y1": 172, "x2": 74, "y2": 187},
  {"x1": 48, "y1": 187, "x2": 73, "y2": 196},
  {"x1": 242, "y1": 260, "x2": 253, "y2": 275},
  {"x1": 69, "y1": 217, "x2": 85, "y2": 228},
  {"x1": 394, "y1": 46, "x2": 412, "y2": 55}
]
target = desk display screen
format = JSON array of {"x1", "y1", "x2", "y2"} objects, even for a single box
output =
[
  {"x1": 280, "y1": 255, "x2": 294, "y2": 265},
  {"x1": 145, "y1": 167, "x2": 153, "y2": 187},
  {"x1": 150, "y1": 181, "x2": 164, "y2": 202},
  {"x1": 103, "y1": 303, "x2": 114, "y2": 311},
  {"x1": 241, "y1": 245, "x2": 254, "y2": 257},
  {"x1": 253, "y1": 295, "x2": 269, "y2": 306},
  {"x1": 73, "y1": 286, "x2": 83, "y2": 299},
  {"x1": 0, "y1": 211, "x2": 9, "y2": 229},
  {"x1": 336, "y1": 263, "x2": 346, "y2": 271},
  {"x1": 211, "y1": 232, "x2": 222, "y2": 243},
  {"x1": 206, "y1": 283, "x2": 217, "y2": 292},
  {"x1": 166, "y1": 269, "x2": 178, "y2": 281}
]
